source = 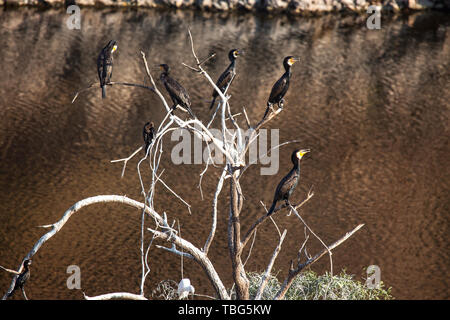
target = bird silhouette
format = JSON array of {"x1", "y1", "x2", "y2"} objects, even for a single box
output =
[{"x1": 266, "y1": 149, "x2": 309, "y2": 216}]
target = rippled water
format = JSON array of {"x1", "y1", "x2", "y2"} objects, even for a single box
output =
[{"x1": 0, "y1": 7, "x2": 448, "y2": 300}]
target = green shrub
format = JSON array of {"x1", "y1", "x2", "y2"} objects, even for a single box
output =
[{"x1": 247, "y1": 270, "x2": 393, "y2": 300}]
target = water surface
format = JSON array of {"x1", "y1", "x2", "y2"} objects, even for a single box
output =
[{"x1": 0, "y1": 7, "x2": 448, "y2": 299}]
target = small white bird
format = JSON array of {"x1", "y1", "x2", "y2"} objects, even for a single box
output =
[{"x1": 178, "y1": 278, "x2": 195, "y2": 300}]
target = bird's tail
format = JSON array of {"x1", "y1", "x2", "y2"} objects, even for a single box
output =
[
  {"x1": 263, "y1": 102, "x2": 272, "y2": 119},
  {"x1": 266, "y1": 199, "x2": 277, "y2": 216},
  {"x1": 102, "y1": 85, "x2": 106, "y2": 99},
  {"x1": 187, "y1": 107, "x2": 196, "y2": 119},
  {"x1": 209, "y1": 97, "x2": 217, "y2": 110}
]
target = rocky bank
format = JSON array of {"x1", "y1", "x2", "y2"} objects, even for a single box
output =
[{"x1": 0, "y1": 0, "x2": 449, "y2": 14}]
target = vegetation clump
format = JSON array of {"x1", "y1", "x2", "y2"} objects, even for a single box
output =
[{"x1": 247, "y1": 270, "x2": 393, "y2": 300}]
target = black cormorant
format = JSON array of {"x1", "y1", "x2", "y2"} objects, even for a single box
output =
[
  {"x1": 159, "y1": 64, "x2": 195, "y2": 118},
  {"x1": 6, "y1": 259, "x2": 31, "y2": 300},
  {"x1": 264, "y1": 56, "x2": 300, "y2": 117},
  {"x1": 209, "y1": 49, "x2": 241, "y2": 110},
  {"x1": 143, "y1": 121, "x2": 155, "y2": 155},
  {"x1": 266, "y1": 149, "x2": 310, "y2": 216},
  {"x1": 97, "y1": 40, "x2": 118, "y2": 99}
]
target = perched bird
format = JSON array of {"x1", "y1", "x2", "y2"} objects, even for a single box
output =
[
  {"x1": 159, "y1": 64, "x2": 195, "y2": 118},
  {"x1": 209, "y1": 49, "x2": 241, "y2": 110},
  {"x1": 264, "y1": 56, "x2": 300, "y2": 117},
  {"x1": 266, "y1": 149, "x2": 310, "y2": 216},
  {"x1": 6, "y1": 259, "x2": 32, "y2": 300},
  {"x1": 143, "y1": 121, "x2": 155, "y2": 155},
  {"x1": 97, "y1": 40, "x2": 118, "y2": 99}
]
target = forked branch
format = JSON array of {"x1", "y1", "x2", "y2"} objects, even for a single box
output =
[{"x1": 274, "y1": 223, "x2": 365, "y2": 300}]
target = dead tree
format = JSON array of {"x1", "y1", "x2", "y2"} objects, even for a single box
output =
[{"x1": 1, "y1": 31, "x2": 364, "y2": 300}]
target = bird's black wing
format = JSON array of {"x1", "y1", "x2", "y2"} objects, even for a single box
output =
[
  {"x1": 213, "y1": 67, "x2": 235, "y2": 98},
  {"x1": 165, "y1": 76, "x2": 191, "y2": 107},
  {"x1": 97, "y1": 51, "x2": 105, "y2": 85},
  {"x1": 97, "y1": 49, "x2": 113, "y2": 85},
  {"x1": 105, "y1": 60, "x2": 113, "y2": 84},
  {"x1": 275, "y1": 168, "x2": 299, "y2": 201},
  {"x1": 268, "y1": 74, "x2": 289, "y2": 104}
]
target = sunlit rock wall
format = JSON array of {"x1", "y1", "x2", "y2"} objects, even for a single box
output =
[{"x1": 1, "y1": 0, "x2": 449, "y2": 12}]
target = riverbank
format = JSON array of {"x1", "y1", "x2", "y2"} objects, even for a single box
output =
[{"x1": 1, "y1": 0, "x2": 449, "y2": 14}]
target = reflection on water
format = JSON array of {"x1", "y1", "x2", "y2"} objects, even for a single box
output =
[{"x1": 0, "y1": 7, "x2": 448, "y2": 299}]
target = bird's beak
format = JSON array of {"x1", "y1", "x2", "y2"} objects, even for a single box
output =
[
  {"x1": 296, "y1": 149, "x2": 310, "y2": 159},
  {"x1": 290, "y1": 57, "x2": 300, "y2": 65},
  {"x1": 112, "y1": 45, "x2": 117, "y2": 53}
]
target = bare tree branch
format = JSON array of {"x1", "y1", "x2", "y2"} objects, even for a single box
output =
[
  {"x1": 203, "y1": 168, "x2": 227, "y2": 254},
  {"x1": 71, "y1": 82, "x2": 154, "y2": 103},
  {"x1": 147, "y1": 228, "x2": 230, "y2": 300},
  {"x1": 255, "y1": 229, "x2": 287, "y2": 300},
  {"x1": 274, "y1": 224, "x2": 365, "y2": 300},
  {"x1": 289, "y1": 203, "x2": 333, "y2": 275},
  {"x1": 83, "y1": 292, "x2": 148, "y2": 300},
  {"x1": 242, "y1": 188, "x2": 314, "y2": 250}
]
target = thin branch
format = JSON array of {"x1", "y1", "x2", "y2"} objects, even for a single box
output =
[
  {"x1": 289, "y1": 204, "x2": 333, "y2": 276},
  {"x1": 255, "y1": 229, "x2": 287, "y2": 300},
  {"x1": 83, "y1": 292, "x2": 148, "y2": 300},
  {"x1": 179, "y1": 220, "x2": 184, "y2": 279},
  {"x1": 243, "y1": 228, "x2": 257, "y2": 267},
  {"x1": 1, "y1": 195, "x2": 171, "y2": 300},
  {"x1": 203, "y1": 168, "x2": 227, "y2": 254},
  {"x1": 241, "y1": 107, "x2": 283, "y2": 159},
  {"x1": 71, "y1": 82, "x2": 96, "y2": 103},
  {"x1": 111, "y1": 146, "x2": 143, "y2": 178},
  {"x1": 71, "y1": 82, "x2": 154, "y2": 103},
  {"x1": 274, "y1": 224, "x2": 365, "y2": 300},
  {"x1": 147, "y1": 228, "x2": 230, "y2": 300},
  {"x1": 242, "y1": 188, "x2": 314, "y2": 251},
  {"x1": 239, "y1": 140, "x2": 301, "y2": 178},
  {"x1": 297, "y1": 227, "x2": 310, "y2": 264},
  {"x1": 155, "y1": 244, "x2": 193, "y2": 259},
  {"x1": 242, "y1": 106, "x2": 251, "y2": 129},
  {"x1": 0, "y1": 266, "x2": 20, "y2": 275},
  {"x1": 140, "y1": 51, "x2": 171, "y2": 114},
  {"x1": 193, "y1": 293, "x2": 217, "y2": 300},
  {"x1": 198, "y1": 53, "x2": 216, "y2": 66}
]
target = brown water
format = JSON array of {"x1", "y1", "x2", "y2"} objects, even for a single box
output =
[{"x1": 0, "y1": 7, "x2": 449, "y2": 300}]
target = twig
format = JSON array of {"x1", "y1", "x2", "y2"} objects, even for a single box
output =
[
  {"x1": 203, "y1": 168, "x2": 227, "y2": 254},
  {"x1": 0, "y1": 266, "x2": 20, "y2": 275},
  {"x1": 242, "y1": 106, "x2": 251, "y2": 129},
  {"x1": 297, "y1": 227, "x2": 310, "y2": 263},
  {"x1": 71, "y1": 82, "x2": 96, "y2": 103},
  {"x1": 155, "y1": 244, "x2": 193, "y2": 259},
  {"x1": 241, "y1": 188, "x2": 314, "y2": 251},
  {"x1": 243, "y1": 228, "x2": 257, "y2": 267},
  {"x1": 274, "y1": 224, "x2": 365, "y2": 300},
  {"x1": 239, "y1": 140, "x2": 300, "y2": 178},
  {"x1": 288, "y1": 204, "x2": 333, "y2": 275},
  {"x1": 71, "y1": 82, "x2": 154, "y2": 103},
  {"x1": 255, "y1": 229, "x2": 287, "y2": 300},
  {"x1": 111, "y1": 146, "x2": 143, "y2": 178},
  {"x1": 193, "y1": 293, "x2": 217, "y2": 300}
]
